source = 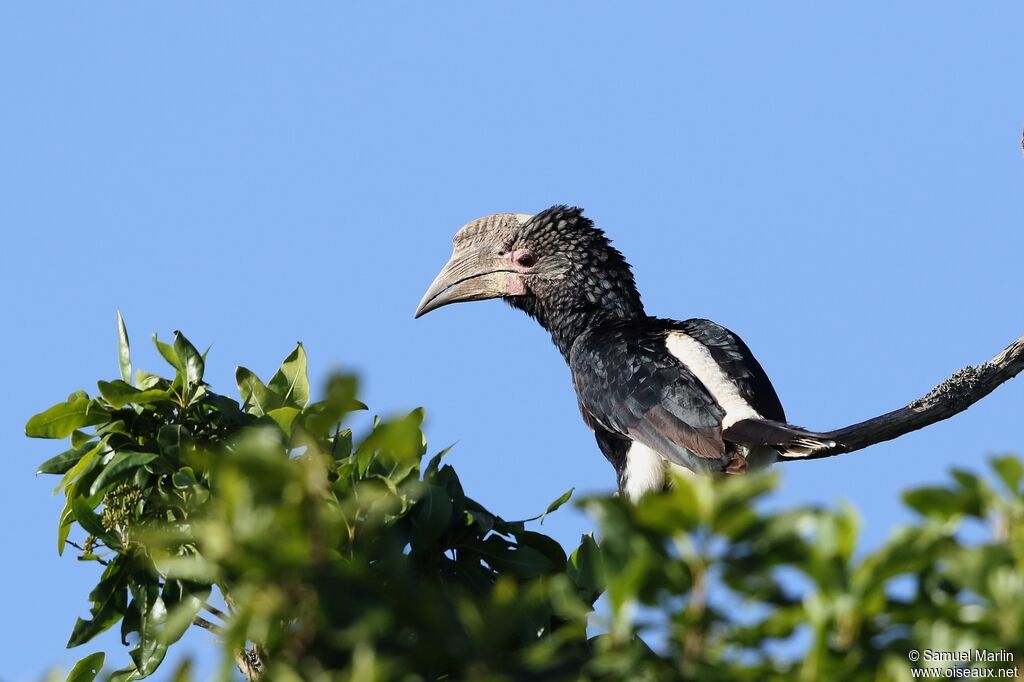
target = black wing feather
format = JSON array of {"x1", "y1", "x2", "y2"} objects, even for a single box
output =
[{"x1": 570, "y1": 322, "x2": 729, "y2": 472}]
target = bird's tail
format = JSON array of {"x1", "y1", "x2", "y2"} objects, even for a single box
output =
[{"x1": 723, "y1": 418, "x2": 837, "y2": 459}]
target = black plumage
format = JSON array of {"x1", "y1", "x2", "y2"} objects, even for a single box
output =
[{"x1": 416, "y1": 205, "x2": 833, "y2": 497}]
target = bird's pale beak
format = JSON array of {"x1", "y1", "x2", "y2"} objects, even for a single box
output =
[{"x1": 415, "y1": 249, "x2": 525, "y2": 318}]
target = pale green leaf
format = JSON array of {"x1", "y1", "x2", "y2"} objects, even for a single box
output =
[{"x1": 116, "y1": 310, "x2": 131, "y2": 384}]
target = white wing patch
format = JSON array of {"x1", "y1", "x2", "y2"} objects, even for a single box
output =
[
  {"x1": 623, "y1": 441, "x2": 665, "y2": 501},
  {"x1": 665, "y1": 332, "x2": 762, "y2": 429}
]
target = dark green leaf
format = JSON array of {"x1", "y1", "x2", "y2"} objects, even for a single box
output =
[
  {"x1": 158, "y1": 581, "x2": 206, "y2": 647},
  {"x1": 568, "y1": 534, "x2": 604, "y2": 600},
  {"x1": 125, "y1": 579, "x2": 168, "y2": 676},
  {"x1": 171, "y1": 467, "x2": 197, "y2": 490},
  {"x1": 72, "y1": 497, "x2": 117, "y2": 547},
  {"x1": 38, "y1": 442, "x2": 95, "y2": 475},
  {"x1": 107, "y1": 666, "x2": 143, "y2": 682},
  {"x1": 90, "y1": 452, "x2": 159, "y2": 495},
  {"x1": 95, "y1": 420, "x2": 131, "y2": 438},
  {"x1": 513, "y1": 529, "x2": 568, "y2": 566},
  {"x1": 411, "y1": 485, "x2": 453, "y2": 552},
  {"x1": 67, "y1": 559, "x2": 128, "y2": 647},
  {"x1": 173, "y1": 331, "x2": 204, "y2": 390},
  {"x1": 54, "y1": 437, "x2": 111, "y2": 494},
  {"x1": 235, "y1": 367, "x2": 281, "y2": 416},
  {"x1": 330, "y1": 429, "x2": 353, "y2": 462},
  {"x1": 157, "y1": 425, "x2": 192, "y2": 462},
  {"x1": 66, "y1": 651, "x2": 105, "y2": 682},
  {"x1": 474, "y1": 536, "x2": 552, "y2": 577},
  {"x1": 425, "y1": 445, "x2": 453, "y2": 476}
]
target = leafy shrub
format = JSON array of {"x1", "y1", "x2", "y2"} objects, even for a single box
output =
[{"x1": 29, "y1": 317, "x2": 1024, "y2": 681}]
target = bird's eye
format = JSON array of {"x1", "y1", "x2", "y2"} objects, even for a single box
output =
[{"x1": 515, "y1": 252, "x2": 537, "y2": 268}]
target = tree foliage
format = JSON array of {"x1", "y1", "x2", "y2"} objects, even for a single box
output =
[{"x1": 29, "y1": 318, "x2": 1024, "y2": 681}]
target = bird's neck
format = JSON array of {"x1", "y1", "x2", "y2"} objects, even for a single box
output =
[{"x1": 516, "y1": 290, "x2": 645, "y2": 361}]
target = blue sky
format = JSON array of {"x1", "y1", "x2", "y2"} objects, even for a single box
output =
[{"x1": 2, "y1": 3, "x2": 1022, "y2": 679}]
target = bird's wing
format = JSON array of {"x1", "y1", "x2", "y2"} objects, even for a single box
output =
[
  {"x1": 670, "y1": 318, "x2": 786, "y2": 422},
  {"x1": 570, "y1": 323, "x2": 729, "y2": 471}
]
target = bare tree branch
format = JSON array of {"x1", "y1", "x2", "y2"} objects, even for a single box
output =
[
  {"x1": 780, "y1": 333, "x2": 1024, "y2": 462},
  {"x1": 202, "y1": 601, "x2": 228, "y2": 620},
  {"x1": 192, "y1": 615, "x2": 222, "y2": 635}
]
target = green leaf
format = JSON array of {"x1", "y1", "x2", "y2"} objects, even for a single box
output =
[
  {"x1": 171, "y1": 467, "x2": 198, "y2": 490},
  {"x1": 107, "y1": 666, "x2": 144, "y2": 682},
  {"x1": 117, "y1": 310, "x2": 131, "y2": 384},
  {"x1": 157, "y1": 425, "x2": 192, "y2": 463},
  {"x1": 235, "y1": 367, "x2": 282, "y2": 417},
  {"x1": 151, "y1": 333, "x2": 182, "y2": 374},
  {"x1": 355, "y1": 409, "x2": 425, "y2": 479},
  {"x1": 540, "y1": 487, "x2": 574, "y2": 524},
  {"x1": 67, "y1": 559, "x2": 128, "y2": 647},
  {"x1": 330, "y1": 429, "x2": 353, "y2": 462},
  {"x1": 72, "y1": 430, "x2": 95, "y2": 449},
  {"x1": 158, "y1": 581, "x2": 206, "y2": 647},
  {"x1": 66, "y1": 651, "x2": 105, "y2": 682},
  {"x1": 90, "y1": 452, "x2": 159, "y2": 495},
  {"x1": 991, "y1": 455, "x2": 1023, "y2": 494},
  {"x1": 268, "y1": 343, "x2": 310, "y2": 408},
  {"x1": 58, "y1": 496, "x2": 74, "y2": 555},
  {"x1": 96, "y1": 420, "x2": 131, "y2": 438},
  {"x1": 72, "y1": 497, "x2": 118, "y2": 547},
  {"x1": 948, "y1": 468, "x2": 991, "y2": 518},
  {"x1": 38, "y1": 442, "x2": 95, "y2": 475},
  {"x1": 54, "y1": 437, "x2": 111, "y2": 494},
  {"x1": 411, "y1": 485, "x2": 453, "y2": 552},
  {"x1": 301, "y1": 374, "x2": 365, "y2": 438},
  {"x1": 833, "y1": 501, "x2": 860, "y2": 561},
  {"x1": 125, "y1": 580, "x2": 168, "y2": 676},
  {"x1": 474, "y1": 536, "x2": 553, "y2": 577},
  {"x1": 568, "y1": 533, "x2": 604, "y2": 601},
  {"x1": 167, "y1": 660, "x2": 192, "y2": 682},
  {"x1": 513, "y1": 529, "x2": 568, "y2": 566},
  {"x1": 134, "y1": 369, "x2": 165, "y2": 390},
  {"x1": 26, "y1": 395, "x2": 109, "y2": 439},
  {"x1": 97, "y1": 380, "x2": 169, "y2": 408},
  {"x1": 173, "y1": 331, "x2": 204, "y2": 390},
  {"x1": 425, "y1": 445, "x2": 453, "y2": 476},
  {"x1": 267, "y1": 406, "x2": 301, "y2": 433},
  {"x1": 902, "y1": 486, "x2": 964, "y2": 520}
]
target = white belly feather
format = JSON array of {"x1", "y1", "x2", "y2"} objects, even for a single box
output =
[{"x1": 623, "y1": 441, "x2": 665, "y2": 500}]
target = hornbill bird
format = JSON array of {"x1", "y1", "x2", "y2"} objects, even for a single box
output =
[{"x1": 415, "y1": 206, "x2": 835, "y2": 500}]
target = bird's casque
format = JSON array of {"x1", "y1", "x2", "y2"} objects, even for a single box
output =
[{"x1": 416, "y1": 205, "x2": 833, "y2": 499}]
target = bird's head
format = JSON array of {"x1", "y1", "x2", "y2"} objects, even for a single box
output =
[{"x1": 416, "y1": 205, "x2": 644, "y2": 354}]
